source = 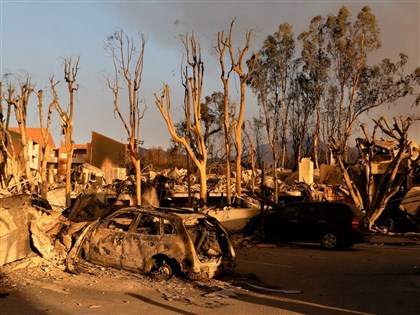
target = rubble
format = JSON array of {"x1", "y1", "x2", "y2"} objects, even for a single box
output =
[
  {"x1": 0, "y1": 164, "x2": 369, "y2": 269},
  {"x1": 1, "y1": 152, "x2": 419, "y2": 275},
  {"x1": 0, "y1": 194, "x2": 56, "y2": 266},
  {"x1": 155, "y1": 165, "x2": 353, "y2": 211},
  {"x1": 0, "y1": 206, "x2": 32, "y2": 266}
]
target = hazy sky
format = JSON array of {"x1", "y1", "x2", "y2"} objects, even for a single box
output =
[{"x1": 1, "y1": 0, "x2": 419, "y2": 149}]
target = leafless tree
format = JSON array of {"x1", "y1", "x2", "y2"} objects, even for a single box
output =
[
  {"x1": 155, "y1": 33, "x2": 208, "y2": 202},
  {"x1": 216, "y1": 25, "x2": 234, "y2": 205},
  {"x1": 12, "y1": 79, "x2": 34, "y2": 190},
  {"x1": 331, "y1": 116, "x2": 418, "y2": 229},
  {"x1": 224, "y1": 19, "x2": 256, "y2": 204},
  {"x1": 0, "y1": 81, "x2": 17, "y2": 190},
  {"x1": 0, "y1": 78, "x2": 35, "y2": 192},
  {"x1": 106, "y1": 29, "x2": 146, "y2": 206},
  {"x1": 37, "y1": 77, "x2": 58, "y2": 198},
  {"x1": 54, "y1": 57, "x2": 79, "y2": 207}
]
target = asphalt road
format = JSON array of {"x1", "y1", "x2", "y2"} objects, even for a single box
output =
[
  {"x1": 1, "y1": 242, "x2": 419, "y2": 315},
  {"x1": 235, "y1": 242, "x2": 420, "y2": 315}
]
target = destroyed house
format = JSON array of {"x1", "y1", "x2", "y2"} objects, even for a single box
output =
[
  {"x1": 357, "y1": 139, "x2": 417, "y2": 175},
  {"x1": 55, "y1": 143, "x2": 88, "y2": 176},
  {"x1": 7, "y1": 128, "x2": 56, "y2": 173},
  {"x1": 6, "y1": 129, "x2": 131, "y2": 185},
  {"x1": 88, "y1": 131, "x2": 127, "y2": 183}
]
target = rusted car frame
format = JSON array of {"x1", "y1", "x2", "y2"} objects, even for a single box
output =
[{"x1": 67, "y1": 206, "x2": 236, "y2": 280}]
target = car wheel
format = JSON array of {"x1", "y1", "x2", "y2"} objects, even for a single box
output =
[
  {"x1": 321, "y1": 232, "x2": 340, "y2": 250},
  {"x1": 243, "y1": 216, "x2": 260, "y2": 237},
  {"x1": 152, "y1": 259, "x2": 173, "y2": 279}
]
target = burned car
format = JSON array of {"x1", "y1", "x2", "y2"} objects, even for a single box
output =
[{"x1": 67, "y1": 206, "x2": 236, "y2": 280}]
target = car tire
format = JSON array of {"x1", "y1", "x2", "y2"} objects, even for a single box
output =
[
  {"x1": 320, "y1": 232, "x2": 340, "y2": 250},
  {"x1": 151, "y1": 258, "x2": 175, "y2": 280},
  {"x1": 243, "y1": 216, "x2": 260, "y2": 237}
]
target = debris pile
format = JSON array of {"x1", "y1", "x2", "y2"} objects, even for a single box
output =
[
  {"x1": 152, "y1": 165, "x2": 353, "y2": 209},
  {"x1": 0, "y1": 194, "x2": 66, "y2": 266}
]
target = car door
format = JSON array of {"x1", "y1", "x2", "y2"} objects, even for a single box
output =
[
  {"x1": 88, "y1": 211, "x2": 137, "y2": 268},
  {"x1": 267, "y1": 204, "x2": 300, "y2": 241},
  {"x1": 297, "y1": 204, "x2": 326, "y2": 241},
  {"x1": 120, "y1": 213, "x2": 161, "y2": 271}
]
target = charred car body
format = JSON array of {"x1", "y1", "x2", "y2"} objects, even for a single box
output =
[{"x1": 68, "y1": 206, "x2": 236, "y2": 280}]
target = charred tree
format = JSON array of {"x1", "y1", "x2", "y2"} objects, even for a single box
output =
[
  {"x1": 0, "y1": 78, "x2": 35, "y2": 192},
  {"x1": 216, "y1": 26, "x2": 234, "y2": 206},
  {"x1": 106, "y1": 29, "x2": 146, "y2": 206},
  {"x1": 154, "y1": 33, "x2": 208, "y2": 203},
  {"x1": 224, "y1": 19, "x2": 256, "y2": 205},
  {"x1": 331, "y1": 116, "x2": 418, "y2": 229},
  {"x1": 54, "y1": 57, "x2": 79, "y2": 207},
  {"x1": 37, "y1": 77, "x2": 57, "y2": 198}
]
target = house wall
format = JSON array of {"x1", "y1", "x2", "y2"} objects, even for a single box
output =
[
  {"x1": 90, "y1": 131, "x2": 127, "y2": 182},
  {"x1": 28, "y1": 140, "x2": 39, "y2": 170},
  {"x1": 46, "y1": 149, "x2": 59, "y2": 183},
  {"x1": 9, "y1": 131, "x2": 40, "y2": 172}
]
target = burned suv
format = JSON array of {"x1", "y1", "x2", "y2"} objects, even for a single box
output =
[
  {"x1": 243, "y1": 202, "x2": 369, "y2": 250},
  {"x1": 68, "y1": 206, "x2": 236, "y2": 280}
]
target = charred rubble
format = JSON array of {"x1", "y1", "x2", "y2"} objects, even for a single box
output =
[{"x1": 1, "y1": 156, "x2": 419, "y2": 272}]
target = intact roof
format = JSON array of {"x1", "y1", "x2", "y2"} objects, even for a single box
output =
[{"x1": 9, "y1": 127, "x2": 56, "y2": 148}]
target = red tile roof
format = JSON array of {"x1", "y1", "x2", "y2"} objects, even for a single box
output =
[{"x1": 9, "y1": 127, "x2": 56, "y2": 148}]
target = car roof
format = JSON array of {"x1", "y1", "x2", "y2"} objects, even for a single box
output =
[
  {"x1": 282, "y1": 201, "x2": 365, "y2": 217},
  {"x1": 111, "y1": 206, "x2": 211, "y2": 220}
]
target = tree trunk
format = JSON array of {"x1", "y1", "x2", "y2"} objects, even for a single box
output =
[
  {"x1": 313, "y1": 99, "x2": 321, "y2": 169},
  {"x1": 224, "y1": 135, "x2": 232, "y2": 205},
  {"x1": 40, "y1": 144, "x2": 50, "y2": 198},
  {"x1": 272, "y1": 150, "x2": 279, "y2": 203},
  {"x1": 134, "y1": 157, "x2": 141, "y2": 206},
  {"x1": 280, "y1": 92, "x2": 287, "y2": 169},
  {"x1": 19, "y1": 129, "x2": 34, "y2": 191},
  {"x1": 368, "y1": 149, "x2": 407, "y2": 228},
  {"x1": 198, "y1": 164, "x2": 208, "y2": 202},
  {"x1": 235, "y1": 132, "x2": 242, "y2": 205},
  {"x1": 65, "y1": 142, "x2": 74, "y2": 207},
  {"x1": 336, "y1": 154, "x2": 363, "y2": 209}
]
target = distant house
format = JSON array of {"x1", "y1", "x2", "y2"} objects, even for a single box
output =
[
  {"x1": 7, "y1": 128, "x2": 128, "y2": 185},
  {"x1": 55, "y1": 142, "x2": 88, "y2": 176},
  {"x1": 359, "y1": 140, "x2": 412, "y2": 175},
  {"x1": 89, "y1": 131, "x2": 127, "y2": 183},
  {"x1": 7, "y1": 127, "x2": 56, "y2": 173},
  {"x1": 55, "y1": 130, "x2": 130, "y2": 185}
]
